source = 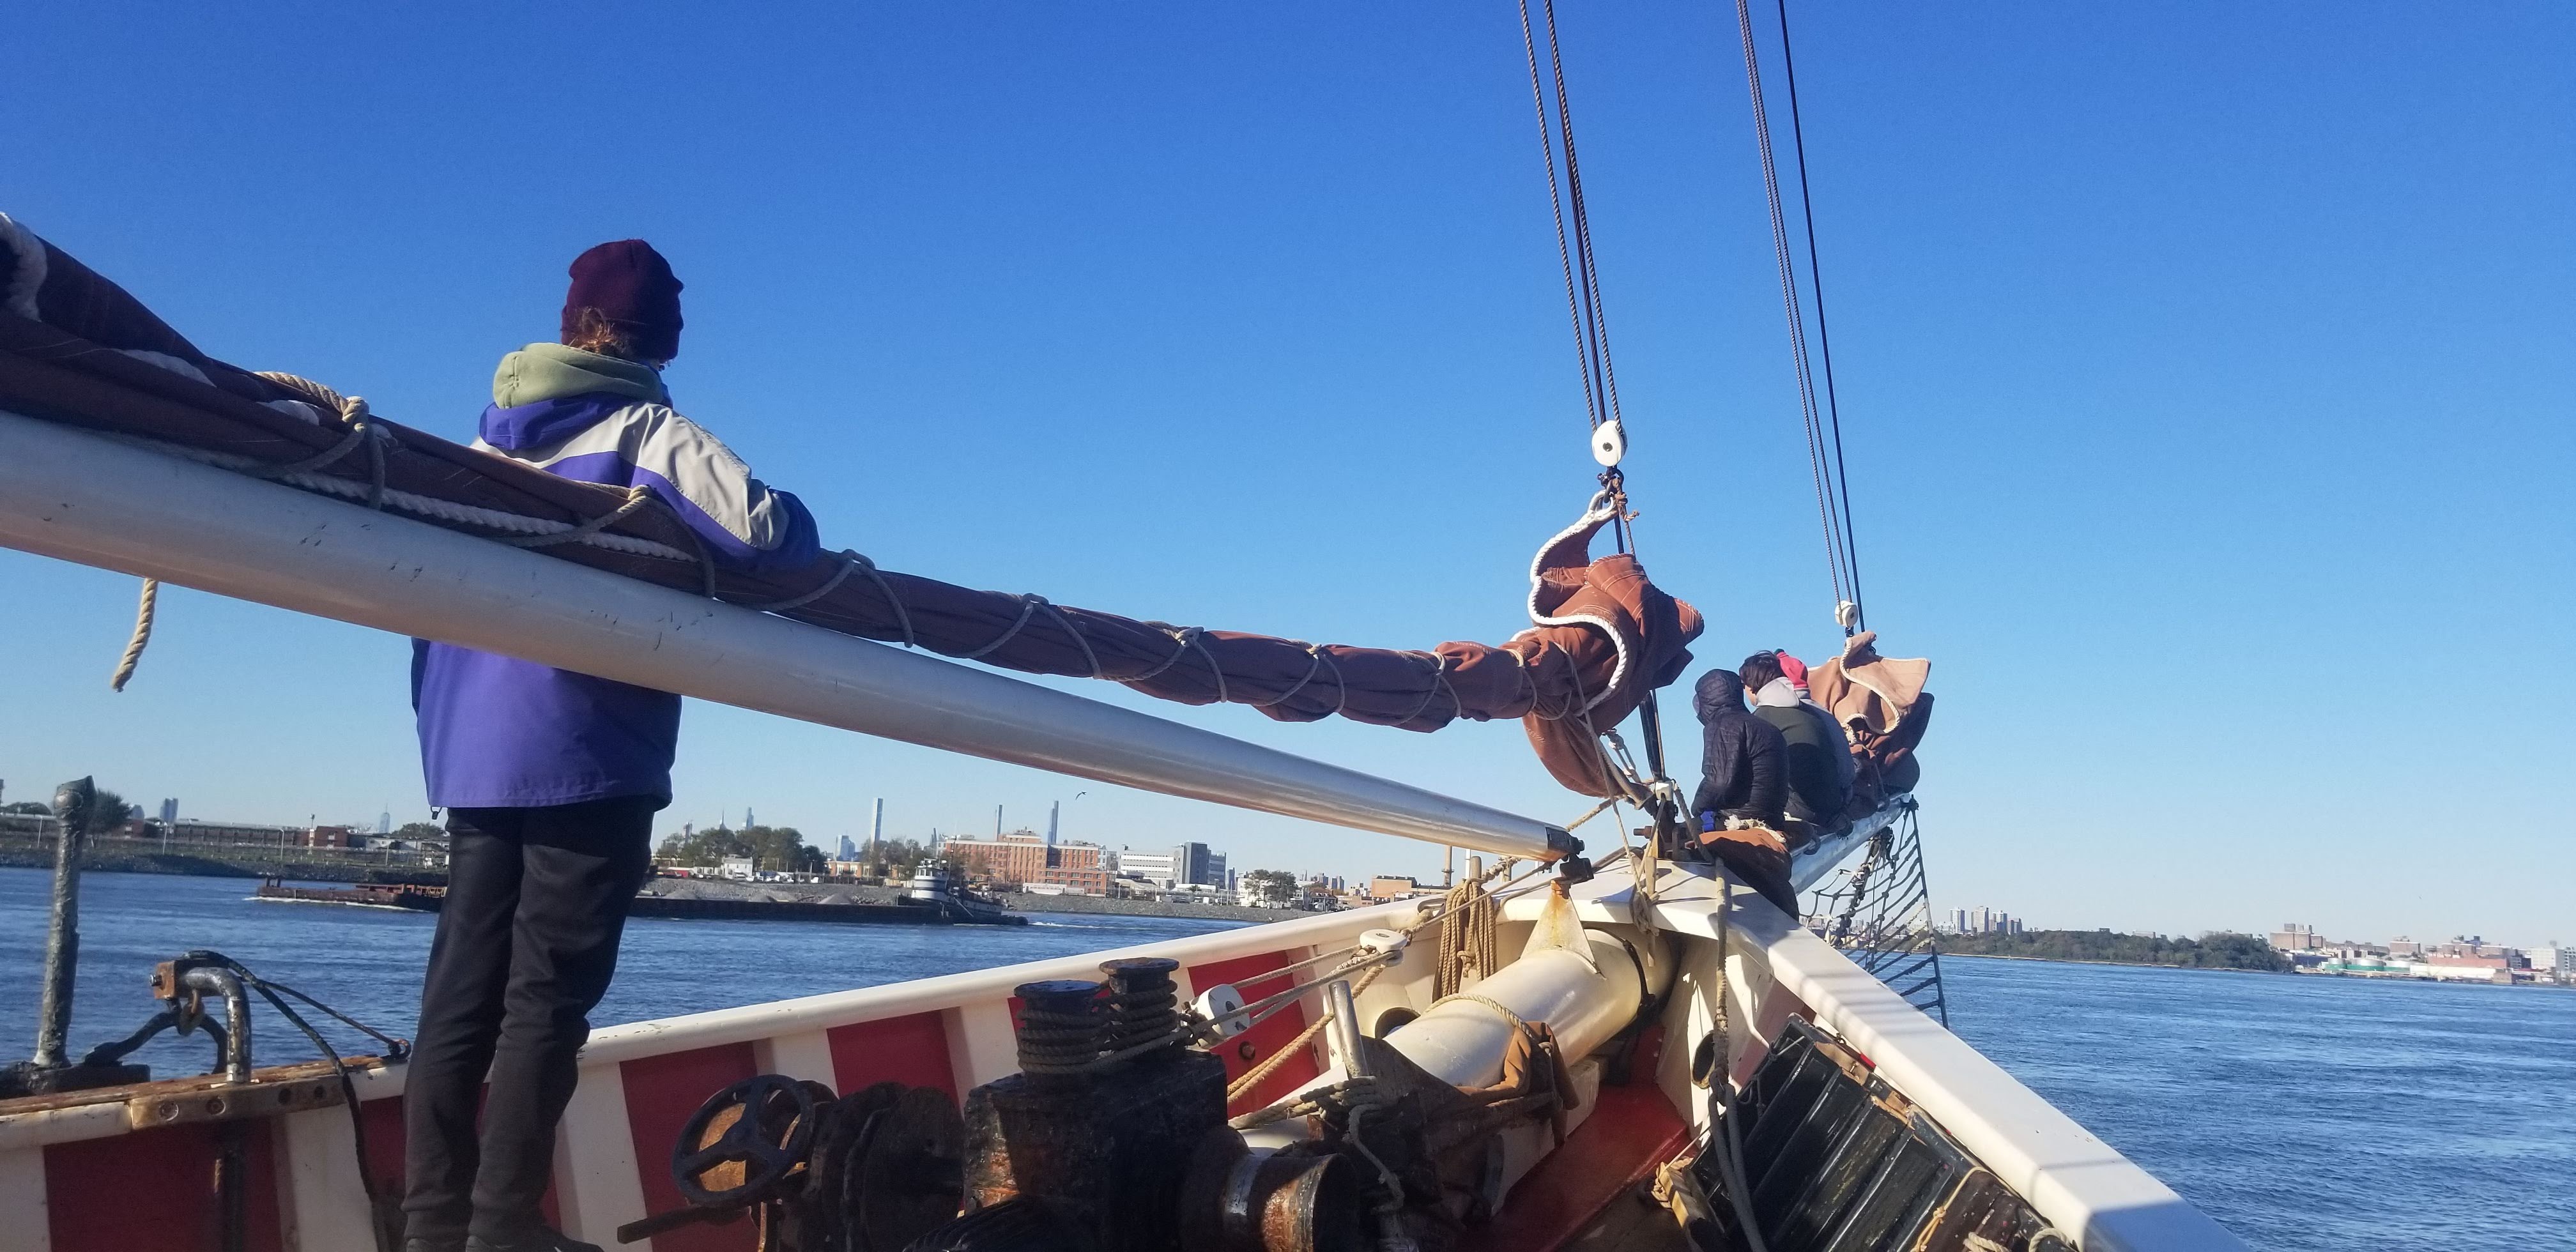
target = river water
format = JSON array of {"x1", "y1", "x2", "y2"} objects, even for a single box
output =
[{"x1": 4, "y1": 869, "x2": 2570, "y2": 1250}]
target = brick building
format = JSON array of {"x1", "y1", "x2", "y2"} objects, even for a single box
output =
[{"x1": 943, "y1": 830, "x2": 1108, "y2": 895}]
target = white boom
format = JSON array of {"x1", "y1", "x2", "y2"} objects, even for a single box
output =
[{"x1": 0, "y1": 411, "x2": 1570, "y2": 862}]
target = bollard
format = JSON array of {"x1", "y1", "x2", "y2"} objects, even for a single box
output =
[
  {"x1": 29, "y1": 777, "x2": 95, "y2": 1070},
  {"x1": 1, "y1": 777, "x2": 150, "y2": 1098}
]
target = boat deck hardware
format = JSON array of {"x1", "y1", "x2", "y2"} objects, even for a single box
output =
[
  {"x1": 1695, "y1": 1018, "x2": 2062, "y2": 1252},
  {"x1": 0, "y1": 778, "x2": 151, "y2": 1099},
  {"x1": 618, "y1": 1076, "x2": 965, "y2": 1251}
]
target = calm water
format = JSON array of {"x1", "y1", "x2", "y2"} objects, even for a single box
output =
[
  {"x1": 0, "y1": 869, "x2": 1238, "y2": 1077},
  {"x1": 5, "y1": 870, "x2": 2571, "y2": 1249},
  {"x1": 1939, "y1": 955, "x2": 2576, "y2": 1251}
]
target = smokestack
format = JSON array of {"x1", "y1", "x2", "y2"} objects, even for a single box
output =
[
  {"x1": 1047, "y1": 800, "x2": 1059, "y2": 847},
  {"x1": 871, "y1": 797, "x2": 884, "y2": 858},
  {"x1": 995, "y1": 805, "x2": 1004, "y2": 837}
]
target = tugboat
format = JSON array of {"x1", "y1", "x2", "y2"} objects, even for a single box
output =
[{"x1": 898, "y1": 858, "x2": 1022, "y2": 926}]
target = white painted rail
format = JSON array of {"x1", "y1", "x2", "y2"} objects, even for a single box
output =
[{"x1": 1507, "y1": 864, "x2": 2253, "y2": 1252}]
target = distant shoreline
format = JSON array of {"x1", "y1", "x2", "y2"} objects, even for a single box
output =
[
  {"x1": 0, "y1": 858, "x2": 1294, "y2": 925},
  {"x1": 1940, "y1": 952, "x2": 2280, "y2": 974},
  {"x1": 0, "y1": 843, "x2": 431, "y2": 885},
  {"x1": 1942, "y1": 951, "x2": 2567, "y2": 989}
]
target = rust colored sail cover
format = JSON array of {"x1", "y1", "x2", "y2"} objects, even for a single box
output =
[{"x1": 0, "y1": 217, "x2": 1698, "y2": 796}]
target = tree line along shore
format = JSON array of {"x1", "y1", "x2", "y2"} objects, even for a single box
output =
[{"x1": 1938, "y1": 929, "x2": 2290, "y2": 972}]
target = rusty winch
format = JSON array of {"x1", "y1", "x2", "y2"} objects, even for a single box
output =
[{"x1": 617, "y1": 1074, "x2": 967, "y2": 1251}]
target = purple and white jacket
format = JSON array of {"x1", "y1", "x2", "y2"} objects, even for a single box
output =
[{"x1": 411, "y1": 344, "x2": 820, "y2": 809}]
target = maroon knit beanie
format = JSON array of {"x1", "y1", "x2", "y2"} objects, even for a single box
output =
[{"x1": 561, "y1": 240, "x2": 684, "y2": 362}]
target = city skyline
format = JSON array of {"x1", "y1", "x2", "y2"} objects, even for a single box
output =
[{"x1": 13, "y1": 775, "x2": 2567, "y2": 954}]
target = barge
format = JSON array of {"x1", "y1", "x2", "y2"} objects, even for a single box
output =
[{"x1": 251, "y1": 863, "x2": 1027, "y2": 927}]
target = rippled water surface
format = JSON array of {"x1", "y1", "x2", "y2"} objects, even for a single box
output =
[
  {"x1": 6, "y1": 870, "x2": 2570, "y2": 1249},
  {"x1": 0, "y1": 869, "x2": 1236, "y2": 1077},
  {"x1": 1940, "y1": 954, "x2": 2576, "y2": 1251}
]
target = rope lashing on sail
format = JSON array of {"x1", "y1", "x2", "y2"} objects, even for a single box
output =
[
  {"x1": 252, "y1": 371, "x2": 388, "y2": 510},
  {"x1": 0, "y1": 213, "x2": 1703, "y2": 797},
  {"x1": 112, "y1": 371, "x2": 388, "y2": 691},
  {"x1": 102, "y1": 431, "x2": 698, "y2": 563},
  {"x1": 494, "y1": 482, "x2": 657, "y2": 550},
  {"x1": 1730, "y1": 0, "x2": 1867, "y2": 634}
]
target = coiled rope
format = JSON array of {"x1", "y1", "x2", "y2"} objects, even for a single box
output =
[
  {"x1": 1221, "y1": 853, "x2": 1545, "y2": 1106},
  {"x1": 1434, "y1": 867, "x2": 1503, "y2": 998}
]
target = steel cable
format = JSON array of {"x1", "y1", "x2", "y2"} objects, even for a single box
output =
[
  {"x1": 1731, "y1": 0, "x2": 1853, "y2": 621},
  {"x1": 1771, "y1": 0, "x2": 1867, "y2": 630}
]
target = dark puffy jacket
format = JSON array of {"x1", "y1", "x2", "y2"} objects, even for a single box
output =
[
  {"x1": 1691, "y1": 670, "x2": 1787, "y2": 825},
  {"x1": 1752, "y1": 692, "x2": 1853, "y2": 825}
]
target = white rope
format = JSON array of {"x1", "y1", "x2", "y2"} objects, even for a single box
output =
[
  {"x1": 1308, "y1": 645, "x2": 1350, "y2": 716},
  {"x1": 1247, "y1": 644, "x2": 1326, "y2": 709},
  {"x1": 109, "y1": 577, "x2": 157, "y2": 692},
  {"x1": 111, "y1": 432, "x2": 696, "y2": 562},
  {"x1": 742, "y1": 548, "x2": 859, "y2": 613},
  {"x1": 960, "y1": 593, "x2": 1043, "y2": 661},
  {"x1": 1174, "y1": 626, "x2": 1229, "y2": 705},
  {"x1": 493, "y1": 483, "x2": 656, "y2": 549},
  {"x1": 1038, "y1": 599, "x2": 1103, "y2": 678}
]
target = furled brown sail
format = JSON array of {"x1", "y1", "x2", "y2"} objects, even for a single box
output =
[{"x1": 0, "y1": 217, "x2": 1699, "y2": 795}]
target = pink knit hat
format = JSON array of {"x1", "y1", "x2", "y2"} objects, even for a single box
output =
[{"x1": 1775, "y1": 650, "x2": 1810, "y2": 691}]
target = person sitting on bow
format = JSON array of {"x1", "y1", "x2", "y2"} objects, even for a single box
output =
[
  {"x1": 1738, "y1": 650, "x2": 1855, "y2": 836},
  {"x1": 1687, "y1": 667, "x2": 1800, "y2": 914}
]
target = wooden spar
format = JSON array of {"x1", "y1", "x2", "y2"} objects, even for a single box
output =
[{"x1": 0, "y1": 410, "x2": 1570, "y2": 862}]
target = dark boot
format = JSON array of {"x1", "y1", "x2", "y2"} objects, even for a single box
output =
[{"x1": 464, "y1": 1228, "x2": 602, "y2": 1252}]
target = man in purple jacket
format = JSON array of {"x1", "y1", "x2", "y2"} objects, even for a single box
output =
[{"x1": 402, "y1": 241, "x2": 816, "y2": 1252}]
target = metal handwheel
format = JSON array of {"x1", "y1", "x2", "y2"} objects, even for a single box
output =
[{"x1": 673, "y1": 1074, "x2": 823, "y2": 1206}]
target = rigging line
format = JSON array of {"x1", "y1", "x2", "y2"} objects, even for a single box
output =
[
  {"x1": 1524, "y1": 0, "x2": 1641, "y2": 558},
  {"x1": 1773, "y1": 0, "x2": 1865, "y2": 630},
  {"x1": 1540, "y1": 0, "x2": 1625, "y2": 430},
  {"x1": 1518, "y1": 0, "x2": 1603, "y2": 432},
  {"x1": 1731, "y1": 0, "x2": 1850, "y2": 613}
]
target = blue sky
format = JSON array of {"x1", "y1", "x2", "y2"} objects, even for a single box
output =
[{"x1": 3, "y1": 3, "x2": 2568, "y2": 944}]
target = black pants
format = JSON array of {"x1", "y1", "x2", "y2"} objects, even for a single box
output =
[{"x1": 402, "y1": 797, "x2": 657, "y2": 1244}]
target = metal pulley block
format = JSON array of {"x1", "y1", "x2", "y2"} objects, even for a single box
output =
[
  {"x1": 1193, "y1": 983, "x2": 1252, "y2": 1039},
  {"x1": 1355, "y1": 929, "x2": 1408, "y2": 958},
  {"x1": 1590, "y1": 419, "x2": 1626, "y2": 467}
]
